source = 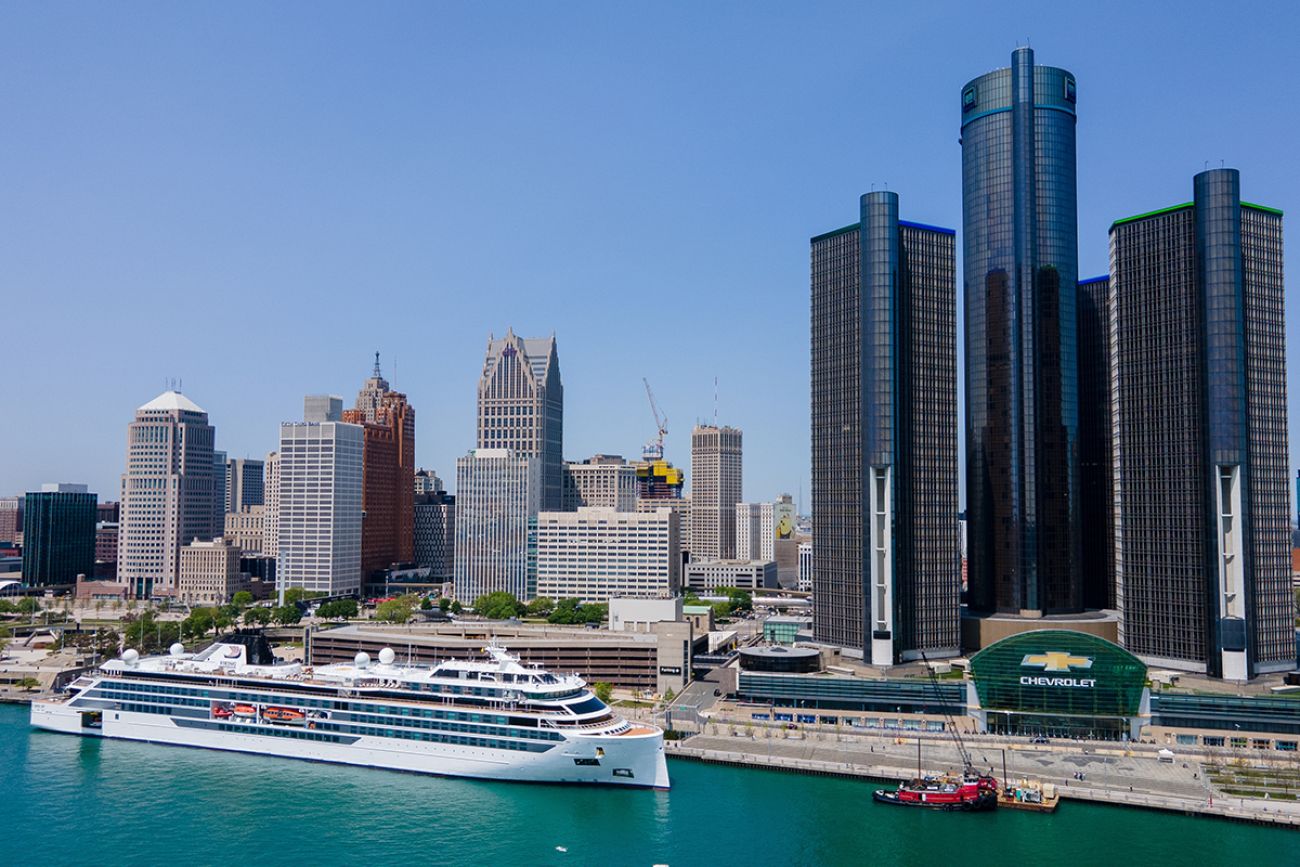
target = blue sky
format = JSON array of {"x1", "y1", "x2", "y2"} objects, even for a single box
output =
[{"x1": 2, "y1": 2, "x2": 1298, "y2": 510}]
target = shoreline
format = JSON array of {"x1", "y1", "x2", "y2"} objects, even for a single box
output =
[{"x1": 665, "y1": 741, "x2": 1300, "y2": 829}]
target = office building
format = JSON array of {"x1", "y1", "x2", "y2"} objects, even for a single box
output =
[
  {"x1": 561, "y1": 455, "x2": 637, "y2": 511},
  {"x1": 535, "y1": 507, "x2": 680, "y2": 603},
  {"x1": 178, "y1": 538, "x2": 248, "y2": 605},
  {"x1": 95, "y1": 521, "x2": 119, "y2": 578},
  {"x1": 304, "y1": 394, "x2": 343, "y2": 423},
  {"x1": 1109, "y1": 168, "x2": 1291, "y2": 679},
  {"x1": 0, "y1": 496, "x2": 22, "y2": 543},
  {"x1": 224, "y1": 505, "x2": 265, "y2": 554},
  {"x1": 263, "y1": 451, "x2": 280, "y2": 559},
  {"x1": 225, "y1": 458, "x2": 264, "y2": 512},
  {"x1": 637, "y1": 496, "x2": 690, "y2": 557},
  {"x1": 1078, "y1": 275, "x2": 1116, "y2": 609},
  {"x1": 414, "y1": 491, "x2": 455, "y2": 580},
  {"x1": 453, "y1": 448, "x2": 540, "y2": 602},
  {"x1": 961, "y1": 47, "x2": 1082, "y2": 616},
  {"x1": 477, "y1": 330, "x2": 563, "y2": 510},
  {"x1": 810, "y1": 191, "x2": 959, "y2": 664},
  {"x1": 97, "y1": 501, "x2": 120, "y2": 524},
  {"x1": 735, "y1": 502, "x2": 761, "y2": 561},
  {"x1": 21, "y1": 484, "x2": 97, "y2": 587},
  {"x1": 685, "y1": 559, "x2": 776, "y2": 593},
  {"x1": 798, "y1": 541, "x2": 814, "y2": 593},
  {"x1": 414, "y1": 468, "x2": 445, "y2": 496},
  {"x1": 277, "y1": 420, "x2": 364, "y2": 596},
  {"x1": 690, "y1": 424, "x2": 742, "y2": 561},
  {"x1": 211, "y1": 450, "x2": 228, "y2": 527},
  {"x1": 118, "y1": 391, "x2": 220, "y2": 597},
  {"x1": 342, "y1": 355, "x2": 416, "y2": 578}
]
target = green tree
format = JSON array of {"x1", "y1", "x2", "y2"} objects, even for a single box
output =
[
  {"x1": 182, "y1": 608, "x2": 215, "y2": 639},
  {"x1": 525, "y1": 596, "x2": 555, "y2": 617},
  {"x1": 272, "y1": 605, "x2": 302, "y2": 626},
  {"x1": 17, "y1": 676, "x2": 41, "y2": 691},
  {"x1": 0, "y1": 625, "x2": 9, "y2": 658},
  {"x1": 283, "y1": 587, "x2": 324, "y2": 606},
  {"x1": 231, "y1": 591, "x2": 254, "y2": 608},
  {"x1": 450, "y1": 600, "x2": 463, "y2": 615},
  {"x1": 317, "y1": 599, "x2": 358, "y2": 620},
  {"x1": 375, "y1": 598, "x2": 414, "y2": 624},
  {"x1": 17, "y1": 597, "x2": 40, "y2": 615},
  {"x1": 663, "y1": 687, "x2": 675, "y2": 703},
  {"x1": 124, "y1": 612, "x2": 180, "y2": 653},
  {"x1": 472, "y1": 592, "x2": 525, "y2": 620},
  {"x1": 711, "y1": 601, "x2": 733, "y2": 621},
  {"x1": 244, "y1": 607, "x2": 272, "y2": 626},
  {"x1": 592, "y1": 681, "x2": 614, "y2": 704},
  {"x1": 437, "y1": 597, "x2": 451, "y2": 613},
  {"x1": 0, "y1": 599, "x2": 17, "y2": 614},
  {"x1": 420, "y1": 596, "x2": 433, "y2": 610}
]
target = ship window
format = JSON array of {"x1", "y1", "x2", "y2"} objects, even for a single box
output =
[{"x1": 613, "y1": 769, "x2": 634, "y2": 778}]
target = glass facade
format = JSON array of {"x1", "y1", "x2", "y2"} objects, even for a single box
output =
[
  {"x1": 1076, "y1": 276, "x2": 1114, "y2": 610},
  {"x1": 1109, "y1": 171, "x2": 1291, "y2": 678},
  {"x1": 962, "y1": 48, "x2": 1082, "y2": 615},
  {"x1": 969, "y1": 630, "x2": 1146, "y2": 739},
  {"x1": 811, "y1": 194, "x2": 958, "y2": 663},
  {"x1": 21, "y1": 490, "x2": 98, "y2": 587}
]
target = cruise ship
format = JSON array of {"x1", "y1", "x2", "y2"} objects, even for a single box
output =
[{"x1": 31, "y1": 633, "x2": 669, "y2": 789}]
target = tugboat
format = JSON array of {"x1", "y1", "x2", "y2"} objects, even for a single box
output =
[{"x1": 872, "y1": 654, "x2": 998, "y2": 811}]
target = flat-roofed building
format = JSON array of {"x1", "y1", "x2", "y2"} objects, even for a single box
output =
[
  {"x1": 224, "y1": 505, "x2": 265, "y2": 554},
  {"x1": 178, "y1": 537, "x2": 248, "y2": 605},
  {"x1": 686, "y1": 559, "x2": 777, "y2": 593},
  {"x1": 536, "y1": 507, "x2": 679, "y2": 603},
  {"x1": 561, "y1": 455, "x2": 637, "y2": 511}
]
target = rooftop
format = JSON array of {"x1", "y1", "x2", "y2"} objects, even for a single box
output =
[{"x1": 138, "y1": 390, "x2": 205, "y2": 414}]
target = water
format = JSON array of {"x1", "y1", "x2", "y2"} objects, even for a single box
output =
[{"x1": 3, "y1": 703, "x2": 1296, "y2": 866}]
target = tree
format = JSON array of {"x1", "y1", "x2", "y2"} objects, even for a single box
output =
[
  {"x1": 547, "y1": 598, "x2": 607, "y2": 626},
  {"x1": 317, "y1": 599, "x2": 358, "y2": 621},
  {"x1": 0, "y1": 599, "x2": 17, "y2": 614},
  {"x1": 419, "y1": 597, "x2": 433, "y2": 611},
  {"x1": 450, "y1": 600, "x2": 463, "y2": 615},
  {"x1": 17, "y1": 676, "x2": 40, "y2": 692},
  {"x1": 438, "y1": 597, "x2": 451, "y2": 613},
  {"x1": 284, "y1": 587, "x2": 324, "y2": 606},
  {"x1": 711, "y1": 601, "x2": 733, "y2": 621},
  {"x1": 0, "y1": 625, "x2": 9, "y2": 658},
  {"x1": 124, "y1": 612, "x2": 180, "y2": 653},
  {"x1": 244, "y1": 607, "x2": 272, "y2": 626},
  {"x1": 375, "y1": 598, "x2": 414, "y2": 624},
  {"x1": 272, "y1": 605, "x2": 302, "y2": 626},
  {"x1": 231, "y1": 591, "x2": 254, "y2": 608},
  {"x1": 663, "y1": 687, "x2": 675, "y2": 703},
  {"x1": 472, "y1": 592, "x2": 525, "y2": 620},
  {"x1": 17, "y1": 597, "x2": 40, "y2": 615},
  {"x1": 526, "y1": 596, "x2": 555, "y2": 617},
  {"x1": 592, "y1": 681, "x2": 614, "y2": 704},
  {"x1": 182, "y1": 608, "x2": 215, "y2": 639}
]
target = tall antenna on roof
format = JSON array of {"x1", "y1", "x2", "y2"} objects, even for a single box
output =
[
  {"x1": 373, "y1": 351, "x2": 382, "y2": 378},
  {"x1": 713, "y1": 376, "x2": 719, "y2": 427}
]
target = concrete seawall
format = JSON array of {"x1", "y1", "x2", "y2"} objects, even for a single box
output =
[{"x1": 666, "y1": 740, "x2": 1300, "y2": 829}]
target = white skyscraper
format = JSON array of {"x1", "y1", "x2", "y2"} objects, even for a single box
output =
[
  {"x1": 276, "y1": 421, "x2": 364, "y2": 595},
  {"x1": 262, "y1": 451, "x2": 280, "y2": 559},
  {"x1": 117, "y1": 391, "x2": 219, "y2": 597},
  {"x1": 561, "y1": 456, "x2": 637, "y2": 511},
  {"x1": 690, "y1": 425, "x2": 742, "y2": 561},
  {"x1": 454, "y1": 449, "x2": 539, "y2": 602},
  {"x1": 735, "y1": 502, "x2": 762, "y2": 560}
]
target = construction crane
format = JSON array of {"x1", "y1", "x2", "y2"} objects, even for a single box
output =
[
  {"x1": 642, "y1": 378, "x2": 668, "y2": 462},
  {"x1": 920, "y1": 650, "x2": 977, "y2": 775}
]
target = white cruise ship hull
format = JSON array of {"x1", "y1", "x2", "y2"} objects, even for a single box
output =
[{"x1": 32, "y1": 700, "x2": 670, "y2": 789}]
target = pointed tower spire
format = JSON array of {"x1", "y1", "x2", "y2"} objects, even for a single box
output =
[{"x1": 373, "y1": 351, "x2": 382, "y2": 379}]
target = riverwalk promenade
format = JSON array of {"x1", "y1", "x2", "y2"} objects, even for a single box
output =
[{"x1": 666, "y1": 731, "x2": 1300, "y2": 828}]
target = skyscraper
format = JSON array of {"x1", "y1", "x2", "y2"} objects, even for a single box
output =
[
  {"x1": 276, "y1": 420, "x2": 364, "y2": 596},
  {"x1": 961, "y1": 47, "x2": 1082, "y2": 616},
  {"x1": 342, "y1": 356, "x2": 416, "y2": 580},
  {"x1": 810, "y1": 192, "x2": 960, "y2": 664},
  {"x1": 22, "y1": 484, "x2": 97, "y2": 587},
  {"x1": 690, "y1": 425, "x2": 742, "y2": 561},
  {"x1": 0, "y1": 496, "x2": 22, "y2": 544},
  {"x1": 118, "y1": 391, "x2": 219, "y2": 597},
  {"x1": 212, "y1": 450, "x2": 228, "y2": 527},
  {"x1": 414, "y1": 491, "x2": 455, "y2": 580},
  {"x1": 263, "y1": 451, "x2": 280, "y2": 559},
  {"x1": 477, "y1": 330, "x2": 563, "y2": 510},
  {"x1": 1109, "y1": 168, "x2": 1291, "y2": 680},
  {"x1": 225, "y1": 458, "x2": 264, "y2": 512},
  {"x1": 1077, "y1": 275, "x2": 1116, "y2": 610},
  {"x1": 561, "y1": 455, "x2": 638, "y2": 511},
  {"x1": 453, "y1": 448, "x2": 539, "y2": 602}
]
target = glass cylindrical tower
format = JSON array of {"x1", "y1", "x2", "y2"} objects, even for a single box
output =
[{"x1": 961, "y1": 47, "x2": 1081, "y2": 614}]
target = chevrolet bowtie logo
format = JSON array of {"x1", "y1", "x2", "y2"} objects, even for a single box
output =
[{"x1": 1021, "y1": 652, "x2": 1093, "y2": 673}]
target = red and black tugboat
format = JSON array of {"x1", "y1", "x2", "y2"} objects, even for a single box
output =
[{"x1": 872, "y1": 654, "x2": 998, "y2": 811}]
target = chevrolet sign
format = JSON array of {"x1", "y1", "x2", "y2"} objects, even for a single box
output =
[{"x1": 1020, "y1": 651, "x2": 1097, "y2": 688}]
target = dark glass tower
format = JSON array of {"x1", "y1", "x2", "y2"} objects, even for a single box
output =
[
  {"x1": 1110, "y1": 168, "x2": 1291, "y2": 679},
  {"x1": 21, "y1": 488, "x2": 97, "y2": 587},
  {"x1": 811, "y1": 192, "x2": 959, "y2": 664},
  {"x1": 961, "y1": 47, "x2": 1082, "y2": 615},
  {"x1": 1077, "y1": 275, "x2": 1115, "y2": 610}
]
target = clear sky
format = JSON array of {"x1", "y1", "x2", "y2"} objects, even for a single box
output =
[{"x1": 3, "y1": 2, "x2": 1298, "y2": 510}]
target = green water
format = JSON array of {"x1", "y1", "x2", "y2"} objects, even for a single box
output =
[{"x1": 3, "y1": 704, "x2": 1296, "y2": 866}]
